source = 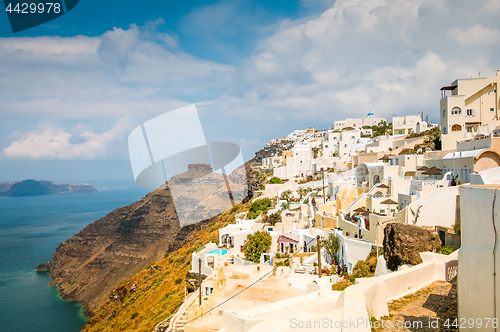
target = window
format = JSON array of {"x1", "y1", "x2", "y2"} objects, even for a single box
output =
[
  {"x1": 240, "y1": 245, "x2": 244, "y2": 252},
  {"x1": 451, "y1": 124, "x2": 462, "y2": 131},
  {"x1": 451, "y1": 106, "x2": 462, "y2": 115},
  {"x1": 268, "y1": 227, "x2": 273, "y2": 231},
  {"x1": 443, "y1": 109, "x2": 446, "y2": 117},
  {"x1": 344, "y1": 144, "x2": 347, "y2": 148},
  {"x1": 466, "y1": 109, "x2": 474, "y2": 116},
  {"x1": 397, "y1": 121, "x2": 401, "y2": 126},
  {"x1": 325, "y1": 145, "x2": 329, "y2": 148},
  {"x1": 491, "y1": 108, "x2": 495, "y2": 112},
  {"x1": 380, "y1": 209, "x2": 385, "y2": 214}
]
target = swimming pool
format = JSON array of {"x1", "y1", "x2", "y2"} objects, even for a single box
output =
[
  {"x1": 206, "y1": 249, "x2": 229, "y2": 256},
  {"x1": 289, "y1": 202, "x2": 300, "y2": 208}
]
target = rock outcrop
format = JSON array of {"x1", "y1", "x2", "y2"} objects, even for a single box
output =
[
  {"x1": 185, "y1": 271, "x2": 208, "y2": 293},
  {"x1": 36, "y1": 261, "x2": 52, "y2": 272},
  {"x1": 0, "y1": 179, "x2": 97, "y2": 196},
  {"x1": 383, "y1": 223, "x2": 441, "y2": 270}
]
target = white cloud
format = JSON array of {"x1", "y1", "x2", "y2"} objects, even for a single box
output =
[
  {"x1": 2, "y1": 0, "x2": 500, "y2": 162},
  {"x1": 3, "y1": 118, "x2": 132, "y2": 159},
  {"x1": 447, "y1": 24, "x2": 500, "y2": 46},
  {"x1": 204, "y1": 0, "x2": 499, "y2": 126}
]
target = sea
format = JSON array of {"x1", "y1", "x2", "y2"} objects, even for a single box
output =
[{"x1": 0, "y1": 187, "x2": 150, "y2": 332}]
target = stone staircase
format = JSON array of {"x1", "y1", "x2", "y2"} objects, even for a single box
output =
[{"x1": 172, "y1": 312, "x2": 187, "y2": 332}]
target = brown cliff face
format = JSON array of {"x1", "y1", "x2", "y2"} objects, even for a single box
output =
[
  {"x1": 48, "y1": 161, "x2": 254, "y2": 317},
  {"x1": 50, "y1": 187, "x2": 189, "y2": 316}
]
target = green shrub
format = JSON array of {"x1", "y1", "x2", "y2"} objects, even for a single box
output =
[
  {"x1": 453, "y1": 221, "x2": 461, "y2": 235},
  {"x1": 275, "y1": 259, "x2": 290, "y2": 267},
  {"x1": 195, "y1": 245, "x2": 206, "y2": 253},
  {"x1": 441, "y1": 246, "x2": 455, "y2": 255},
  {"x1": 269, "y1": 177, "x2": 283, "y2": 184},
  {"x1": 248, "y1": 198, "x2": 272, "y2": 219},
  {"x1": 174, "y1": 278, "x2": 183, "y2": 285},
  {"x1": 131, "y1": 312, "x2": 139, "y2": 320},
  {"x1": 352, "y1": 260, "x2": 372, "y2": 279},
  {"x1": 331, "y1": 280, "x2": 353, "y2": 291},
  {"x1": 246, "y1": 210, "x2": 261, "y2": 219}
]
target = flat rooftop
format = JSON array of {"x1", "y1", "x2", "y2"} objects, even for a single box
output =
[
  {"x1": 188, "y1": 312, "x2": 223, "y2": 331},
  {"x1": 218, "y1": 275, "x2": 306, "y2": 302}
]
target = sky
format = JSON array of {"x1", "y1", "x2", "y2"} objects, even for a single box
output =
[{"x1": 0, "y1": 0, "x2": 499, "y2": 185}]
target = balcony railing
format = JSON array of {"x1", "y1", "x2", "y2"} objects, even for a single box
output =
[{"x1": 367, "y1": 193, "x2": 392, "y2": 198}]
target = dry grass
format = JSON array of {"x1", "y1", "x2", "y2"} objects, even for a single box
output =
[{"x1": 81, "y1": 202, "x2": 250, "y2": 332}]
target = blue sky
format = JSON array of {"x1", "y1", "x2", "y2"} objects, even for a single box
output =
[{"x1": 0, "y1": 0, "x2": 499, "y2": 185}]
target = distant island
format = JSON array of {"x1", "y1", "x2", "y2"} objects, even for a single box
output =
[{"x1": 0, "y1": 179, "x2": 97, "y2": 196}]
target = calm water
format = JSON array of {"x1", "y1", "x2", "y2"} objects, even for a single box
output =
[{"x1": 0, "y1": 188, "x2": 150, "y2": 332}]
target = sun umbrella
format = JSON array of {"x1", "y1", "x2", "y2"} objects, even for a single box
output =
[
  {"x1": 381, "y1": 198, "x2": 398, "y2": 217},
  {"x1": 377, "y1": 183, "x2": 390, "y2": 189},
  {"x1": 422, "y1": 166, "x2": 442, "y2": 175}
]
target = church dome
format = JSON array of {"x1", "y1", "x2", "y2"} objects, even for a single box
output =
[{"x1": 367, "y1": 112, "x2": 374, "y2": 118}]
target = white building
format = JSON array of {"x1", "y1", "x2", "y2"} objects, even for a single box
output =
[
  {"x1": 262, "y1": 156, "x2": 282, "y2": 169},
  {"x1": 333, "y1": 112, "x2": 387, "y2": 131},
  {"x1": 392, "y1": 114, "x2": 428, "y2": 135},
  {"x1": 323, "y1": 130, "x2": 361, "y2": 157}
]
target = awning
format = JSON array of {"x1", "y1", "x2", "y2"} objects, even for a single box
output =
[
  {"x1": 440, "y1": 85, "x2": 457, "y2": 91},
  {"x1": 278, "y1": 235, "x2": 298, "y2": 243}
]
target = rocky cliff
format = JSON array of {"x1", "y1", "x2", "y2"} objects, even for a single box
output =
[{"x1": 47, "y1": 161, "x2": 255, "y2": 317}]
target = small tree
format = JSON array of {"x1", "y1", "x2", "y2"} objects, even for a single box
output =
[
  {"x1": 242, "y1": 231, "x2": 272, "y2": 263},
  {"x1": 281, "y1": 189, "x2": 292, "y2": 201},
  {"x1": 263, "y1": 212, "x2": 282, "y2": 226},
  {"x1": 323, "y1": 233, "x2": 340, "y2": 263},
  {"x1": 280, "y1": 202, "x2": 290, "y2": 211},
  {"x1": 297, "y1": 186, "x2": 307, "y2": 200}
]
